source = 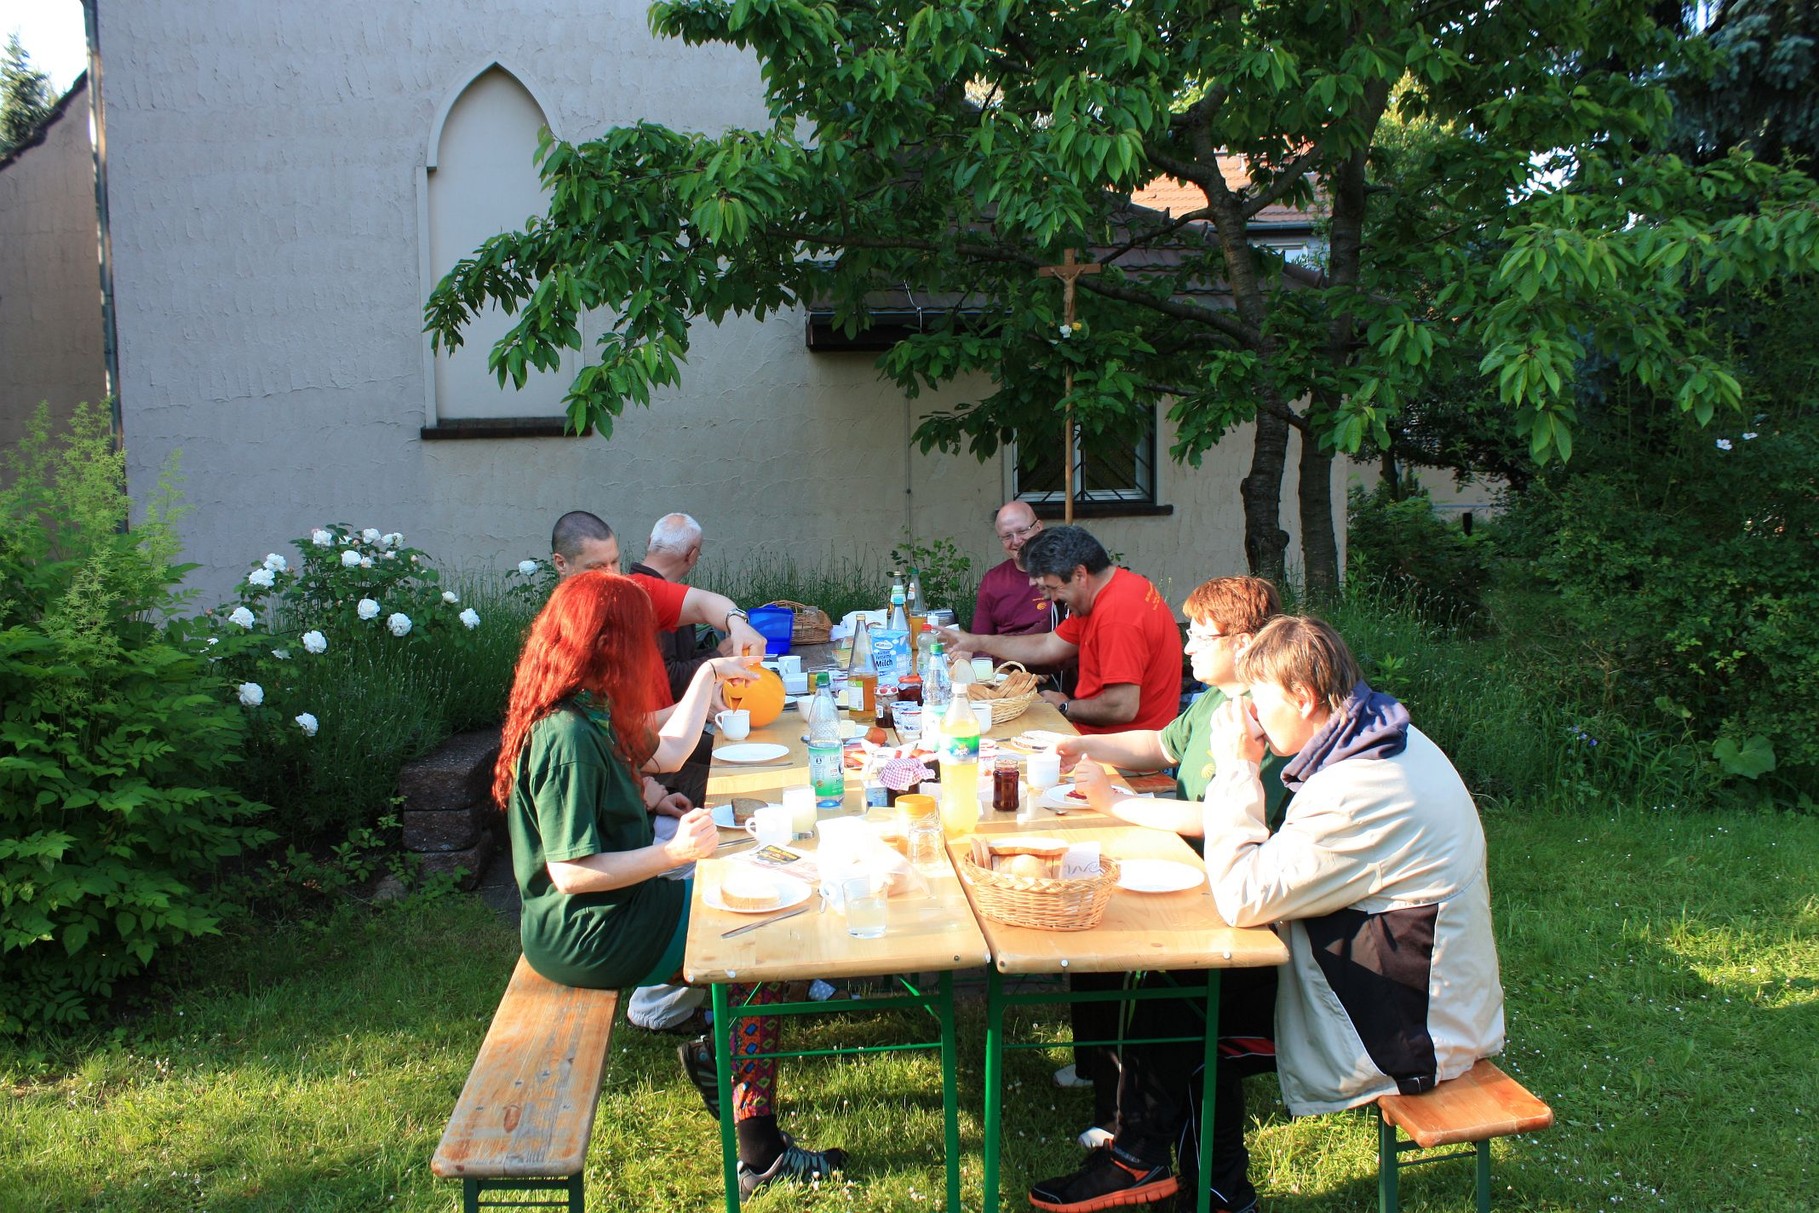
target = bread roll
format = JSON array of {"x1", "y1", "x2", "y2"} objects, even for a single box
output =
[{"x1": 997, "y1": 853, "x2": 1051, "y2": 880}]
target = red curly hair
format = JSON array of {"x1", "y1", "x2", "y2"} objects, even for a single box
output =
[{"x1": 492, "y1": 571, "x2": 665, "y2": 810}]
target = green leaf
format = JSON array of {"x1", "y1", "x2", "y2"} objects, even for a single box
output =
[{"x1": 1712, "y1": 735, "x2": 1776, "y2": 780}]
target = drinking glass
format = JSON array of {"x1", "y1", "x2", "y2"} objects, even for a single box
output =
[
  {"x1": 895, "y1": 703, "x2": 923, "y2": 745},
  {"x1": 842, "y1": 876, "x2": 888, "y2": 938},
  {"x1": 782, "y1": 784, "x2": 817, "y2": 839}
]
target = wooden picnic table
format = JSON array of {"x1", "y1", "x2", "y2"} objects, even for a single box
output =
[
  {"x1": 688, "y1": 646, "x2": 1285, "y2": 1213},
  {"x1": 952, "y1": 825, "x2": 1288, "y2": 1213}
]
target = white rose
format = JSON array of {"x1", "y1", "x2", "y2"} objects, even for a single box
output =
[
  {"x1": 442, "y1": 591, "x2": 459, "y2": 604},
  {"x1": 1058, "y1": 323, "x2": 1073, "y2": 338},
  {"x1": 238, "y1": 682, "x2": 264, "y2": 707},
  {"x1": 228, "y1": 606, "x2": 256, "y2": 629},
  {"x1": 301, "y1": 630, "x2": 328, "y2": 654},
  {"x1": 359, "y1": 556, "x2": 374, "y2": 568},
  {"x1": 382, "y1": 532, "x2": 403, "y2": 547},
  {"x1": 382, "y1": 550, "x2": 396, "y2": 560},
  {"x1": 459, "y1": 607, "x2": 481, "y2": 630},
  {"x1": 312, "y1": 529, "x2": 333, "y2": 547},
  {"x1": 340, "y1": 549, "x2": 361, "y2": 568},
  {"x1": 387, "y1": 612, "x2": 413, "y2": 638},
  {"x1": 361, "y1": 528, "x2": 381, "y2": 543},
  {"x1": 518, "y1": 559, "x2": 540, "y2": 577},
  {"x1": 271, "y1": 648, "x2": 290, "y2": 660},
  {"x1": 263, "y1": 553, "x2": 288, "y2": 572},
  {"x1": 294, "y1": 712, "x2": 319, "y2": 737},
  {"x1": 356, "y1": 598, "x2": 381, "y2": 620},
  {"x1": 247, "y1": 568, "x2": 275, "y2": 588}
]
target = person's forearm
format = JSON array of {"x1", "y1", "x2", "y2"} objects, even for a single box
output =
[
  {"x1": 1058, "y1": 685, "x2": 1140, "y2": 727},
  {"x1": 546, "y1": 843, "x2": 674, "y2": 894},
  {"x1": 1105, "y1": 795, "x2": 1203, "y2": 836},
  {"x1": 1071, "y1": 730, "x2": 1169, "y2": 770},
  {"x1": 970, "y1": 630, "x2": 1072, "y2": 667},
  {"x1": 649, "y1": 663, "x2": 716, "y2": 770}
]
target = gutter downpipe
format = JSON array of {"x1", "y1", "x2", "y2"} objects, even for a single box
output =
[{"x1": 83, "y1": 0, "x2": 122, "y2": 448}]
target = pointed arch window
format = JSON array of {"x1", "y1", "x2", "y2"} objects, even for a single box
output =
[{"x1": 419, "y1": 64, "x2": 579, "y2": 438}]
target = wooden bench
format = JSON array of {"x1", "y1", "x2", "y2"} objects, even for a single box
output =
[
  {"x1": 432, "y1": 956, "x2": 620, "y2": 1213},
  {"x1": 1374, "y1": 1059, "x2": 1554, "y2": 1213}
]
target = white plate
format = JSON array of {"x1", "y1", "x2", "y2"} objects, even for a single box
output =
[
  {"x1": 711, "y1": 802, "x2": 776, "y2": 829},
  {"x1": 1039, "y1": 784, "x2": 1141, "y2": 810},
  {"x1": 1116, "y1": 858, "x2": 1204, "y2": 894},
  {"x1": 715, "y1": 743, "x2": 791, "y2": 764},
  {"x1": 702, "y1": 873, "x2": 812, "y2": 914}
]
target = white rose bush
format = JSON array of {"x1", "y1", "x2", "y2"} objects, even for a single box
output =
[{"x1": 205, "y1": 522, "x2": 528, "y2": 836}]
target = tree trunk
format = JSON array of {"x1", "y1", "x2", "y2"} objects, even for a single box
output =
[
  {"x1": 1299, "y1": 435, "x2": 1340, "y2": 600},
  {"x1": 1243, "y1": 406, "x2": 1291, "y2": 583}
]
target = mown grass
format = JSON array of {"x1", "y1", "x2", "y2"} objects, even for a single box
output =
[{"x1": 2, "y1": 804, "x2": 1813, "y2": 1212}]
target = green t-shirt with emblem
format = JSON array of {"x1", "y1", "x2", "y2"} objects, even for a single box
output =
[
  {"x1": 506, "y1": 701, "x2": 686, "y2": 989},
  {"x1": 1158, "y1": 688, "x2": 1292, "y2": 832}
]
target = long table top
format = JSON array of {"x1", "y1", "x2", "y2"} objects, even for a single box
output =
[
  {"x1": 688, "y1": 662, "x2": 1283, "y2": 984},
  {"x1": 948, "y1": 826, "x2": 1288, "y2": 975}
]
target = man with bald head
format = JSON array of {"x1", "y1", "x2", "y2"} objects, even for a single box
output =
[{"x1": 972, "y1": 500, "x2": 1056, "y2": 638}]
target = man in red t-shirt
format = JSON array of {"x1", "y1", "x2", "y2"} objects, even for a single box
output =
[{"x1": 942, "y1": 525, "x2": 1181, "y2": 735}]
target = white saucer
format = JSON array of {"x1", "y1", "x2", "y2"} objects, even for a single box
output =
[
  {"x1": 715, "y1": 743, "x2": 791, "y2": 763},
  {"x1": 1115, "y1": 859, "x2": 1203, "y2": 894},
  {"x1": 703, "y1": 873, "x2": 812, "y2": 914}
]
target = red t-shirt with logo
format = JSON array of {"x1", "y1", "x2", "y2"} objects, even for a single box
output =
[{"x1": 1054, "y1": 568, "x2": 1182, "y2": 734}]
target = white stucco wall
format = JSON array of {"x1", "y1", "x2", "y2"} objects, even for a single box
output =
[
  {"x1": 0, "y1": 76, "x2": 106, "y2": 459},
  {"x1": 100, "y1": 0, "x2": 1342, "y2": 606}
]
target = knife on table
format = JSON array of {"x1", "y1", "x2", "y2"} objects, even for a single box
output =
[{"x1": 720, "y1": 905, "x2": 811, "y2": 938}]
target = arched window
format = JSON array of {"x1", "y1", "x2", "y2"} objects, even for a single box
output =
[{"x1": 421, "y1": 64, "x2": 575, "y2": 435}]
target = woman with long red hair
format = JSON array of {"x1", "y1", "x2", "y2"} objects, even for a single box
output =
[{"x1": 494, "y1": 571, "x2": 846, "y2": 1194}]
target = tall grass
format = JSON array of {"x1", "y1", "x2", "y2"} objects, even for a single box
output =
[{"x1": 699, "y1": 552, "x2": 981, "y2": 630}]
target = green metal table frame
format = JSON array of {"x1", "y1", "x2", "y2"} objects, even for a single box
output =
[
  {"x1": 454, "y1": 1175, "x2": 582, "y2": 1212},
  {"x1": 982, "y1": 968, "x2": 1226, "y2": 1213},
  {"x1": 709, "y1": 972, "x2": 963, "y2": 1213}
]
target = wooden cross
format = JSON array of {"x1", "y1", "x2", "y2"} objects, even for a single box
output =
[{"x1": 1037, "y1": 249, "x2": 1101, "y2": 523}]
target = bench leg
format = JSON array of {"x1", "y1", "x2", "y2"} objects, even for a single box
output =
[
  {"x1": 462, "y1": 1178, "x2": 478, "y2": 1213},
  {"x1": 1377, "y1": 1109, "x2": 1400, "y2": 1213},
  {"x1": 1476, "y1": 1138, "x2": 1491, "y2": 1213}
]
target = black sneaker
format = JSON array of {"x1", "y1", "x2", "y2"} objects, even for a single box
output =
[
  {"x1": 1029, "y1": 1146, "x2": 1178, "y2": 1212},
  {"x1": 737, "y1": 1134, "x2": 849, "y2": 1197},
  {"x1": 677, "y1": 1033, "x2": 720, "y2": 1120}
]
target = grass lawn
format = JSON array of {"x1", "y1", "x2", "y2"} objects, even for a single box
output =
[{"x1": 2, "y1": 804, "x2": 1814, "y2": 1212}]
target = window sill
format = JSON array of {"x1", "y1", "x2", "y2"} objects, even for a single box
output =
[
  {"x1": 1027, "y1": 500, "x2": 1174, "y2": 520},
  {"x1": 421, "y1": 418, "x2": 592, "y2": 441}
]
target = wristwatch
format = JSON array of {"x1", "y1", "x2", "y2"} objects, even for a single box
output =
[
  {"x1": 1057, "y1": 699, "x2": 1071, "y2": 718},
  {"x1": 723, "y1": 607, "x2": 749, "y2": 629}
]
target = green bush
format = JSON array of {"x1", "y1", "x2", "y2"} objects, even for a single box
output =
[
  {"x1": 0, "y1": 404, "x2": 274, "y2": 1033},
  {"x1": 201, "y1": 531, "x2": 541, "y2": 840},
  {"x1": 1494, "y1": 278, "x2": 1819, "y2": 799},
  {"x1": 1345, "y1": 483, "x2": 1492, "y2": 626}
]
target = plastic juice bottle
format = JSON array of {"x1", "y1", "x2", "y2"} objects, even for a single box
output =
[
  {"x1": 846, "y1": 618, "x2": 878, "y2": 714},
  {"x1": 938, "y1": 694, "x2": 981, "y2": 837},
  {"x1": 807, "y1": 673, "x2": 845, "y2": 810},
  {"x1": 906, "y1": 567, "x2": 923, "y2": 619}
]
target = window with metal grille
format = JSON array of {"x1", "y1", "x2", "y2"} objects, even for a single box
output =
[{"x1": 1013, "y1": 409, "x2": 1157, "y2": 505}]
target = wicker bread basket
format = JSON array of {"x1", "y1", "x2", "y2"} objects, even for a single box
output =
[
  {"x1": 963, "y1": 660, "x2": 1041, "y2": 725},
  {"x1": 765, "y1": 599, "x2": 833, "y2": 645},
  {"x1": 960, "y1": 853, "x2": 1121, "y2": 931}
]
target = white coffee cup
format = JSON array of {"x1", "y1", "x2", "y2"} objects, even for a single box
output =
[
  {"x1": 1027, "y1": 751, "x2": 1061, "y2": 790},
  {"x1": 778, "y1": 654, "x2": 804, "y2": 676},
  {"x1": 744, "y1": 804, "x2": 791, "y2": 846},
  {"x1": 714, "y1": 708, "x2": 751, "y2": 740},
  {"x1": 972, "y1": 703, "x2": 995, "y2": 737}
]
